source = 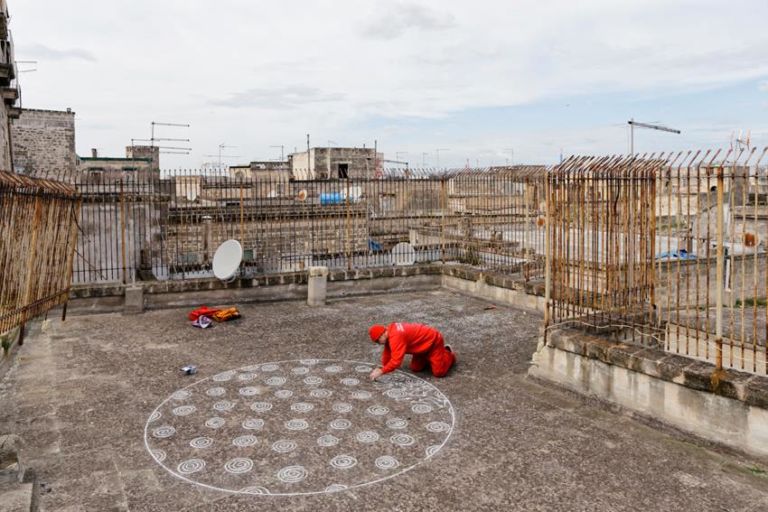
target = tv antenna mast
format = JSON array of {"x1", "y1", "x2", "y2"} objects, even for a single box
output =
[
  {"x1": 204, "y1": 143, "x2": 240, "y2": 169},
  {"x1": 731, "y1": 129, "x2": 752, "y2": 151},
  {"x1": 627, "y1": 119, "x2": 681, "y2": 155},
  {"x1": 132, "y1": 121, "x2": 192, "y2": 155}
]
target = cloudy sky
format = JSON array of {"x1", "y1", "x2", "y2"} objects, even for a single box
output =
[{"x1": 11, "y1": 0, "x2": 768, "y2": 168}]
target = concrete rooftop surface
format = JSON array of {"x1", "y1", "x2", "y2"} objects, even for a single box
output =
[{"x1": 2, "y1": 290, "x2": 768, "y2": 512}]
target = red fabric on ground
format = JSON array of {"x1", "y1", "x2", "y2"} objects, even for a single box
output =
[
  {"x1": 188, "y1": 306, "x2": 221, "y2": 321},
  {"x1": 381, "y1": 323, "x2": 456, "y2": 377}
]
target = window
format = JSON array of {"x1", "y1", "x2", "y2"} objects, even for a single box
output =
[{"x1": 338, "y1": 163, "x2": 349, "y2": 179}]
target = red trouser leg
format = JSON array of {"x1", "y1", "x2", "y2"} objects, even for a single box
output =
[
  {"x1": 409, "y1": 352, "x2": 429, "y2": 372},
  {"x1": 428, "y1": 336, "x2": 456, "y2": 378}
]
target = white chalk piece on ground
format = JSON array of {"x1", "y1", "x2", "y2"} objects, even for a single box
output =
[
  {"x1": 181, "y1": 365, "x2": 198, "y2": 375},
  {"x1": 391, "y1": 242, "x2": 416, "y2": 266},
  {"x1": 212, "y1": 240, "x2": 243, "y2": 282}
]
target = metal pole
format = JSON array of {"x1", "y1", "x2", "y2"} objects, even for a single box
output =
[
  {"x1": 120, "y1": 180, "x2": 127, "y2": 285},
  {"x1": 544, "y1": 173, "x2": 551, "y2": 334},
  {"x1": 715, "y1": 165, "x2": 725, "y2": 370}
]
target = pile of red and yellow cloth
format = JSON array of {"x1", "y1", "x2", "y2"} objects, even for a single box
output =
[{"x1": 188, "y1": 305, "x2": 241, "y2": 328}]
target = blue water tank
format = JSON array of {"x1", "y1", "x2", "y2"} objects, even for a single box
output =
[{"x1": 319, "y1": 192, "x2": 343, "y2": 205}]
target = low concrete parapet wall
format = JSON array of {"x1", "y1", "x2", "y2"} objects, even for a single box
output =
[
  {"x1": 529, "y1": 328, "x2": 768, "y2": 458},
  {"x1": 67, "y1": 265, "x2": 444, "y2": 312},
  {"x1": 441, "y1": 266, "x2": 545, "y2": 313}
]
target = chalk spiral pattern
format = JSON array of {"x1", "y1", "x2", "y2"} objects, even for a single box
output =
[{"x1": 145, "y1": 358, "x2": 454, "y2": 496}]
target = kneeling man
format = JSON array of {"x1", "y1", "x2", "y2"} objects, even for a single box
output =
[{"x1": 367, "y1": 322, "x2": 456, "y2": 381}]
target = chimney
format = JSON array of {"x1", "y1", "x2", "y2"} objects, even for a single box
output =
[{"x1": 91, "y1": 148, "x2": 98, "y2": 158}]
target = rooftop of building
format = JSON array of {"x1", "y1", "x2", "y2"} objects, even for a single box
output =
[{"x1": 2, "y1": 289, "x2": 767, "y2": 511}]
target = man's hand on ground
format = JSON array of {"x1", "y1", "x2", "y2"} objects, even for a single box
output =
[{"x1": 369, "y1": 368, "x2": 383, "y2": 381}]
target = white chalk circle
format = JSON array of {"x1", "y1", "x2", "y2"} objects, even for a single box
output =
[
  {"x1": 310, "y1": 389, "x2": 333, "y2": 399},
  {"x1": 206, "y1": 387, "x2": 227, "y2": 397},
  {"x1": 356, "y1": 431, "x2": 380, "y2": 443},
  {"x1": 224, "y1": 457, "x2": 254, "y2": 475},
  {"x1": 213, "y1": 400, "x2": 236, "y2": 412},
  {"x1": 375, "y1": 456, "x2": 400, "y2": 470},
  {"x1": 205, "y1": 417, "x2": 226, "y2": 429},
  {"x1": 330, "y1": 455, "x2": 358, "y2": 469},
  {"x1": 329, "y1": 418, "x2": 352, "y2": 430},
  {"x1": 232, "y1": 435, "x2": 259, "y2": 447},
  {"x1": 173, "y1": 405, "x2": 196, "y2": 416},
  {"x1": 332, "y1": 402, "x2": 353, "y2": 413},
  {"x1": 242, "y1": 418, "x2": 264, "y2": 430},
  {"x1": 190, "y1": 437, "x2": 214, "y2": 449},
  {"x1": 250, "y1": 402, "x2": 273, "y2": 413},
  {"x1": 304, "y1": 376, "x2": 323, "y2": 386},
  {"x1": 144, "y1": 359, "x2": 454, "y2": 497},
  {"x1": 277, "y1": 465, "x2": 308, "y2": 483},
  {"x1": 266, "y1": 376, "x2": 287, "y2": 387},
  {"x1": 291, "y1": 403, "x2": 315, "y2": 413},
  {"x1": 285, "y1": 419, "x2": 309, "y2": 431},
  {"x1": 152, "y1": 426, "x2": 176, "y2": 439},
  {"x1": 238, "y1": 387, "x2": 260, "y2": 397},
  {"x1": 272, "y1": 439, "x2": 298, "y2": 453},
  {"x1": 317, "y1": 434, "x2": 340, "y2": 447},
  {"x1": 178, "y1": 459, "x2": 206, "y2": 475}
]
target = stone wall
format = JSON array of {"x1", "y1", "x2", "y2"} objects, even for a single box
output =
[{"x1": 10, "y1": 108, "x2": 75, "y2": 180}]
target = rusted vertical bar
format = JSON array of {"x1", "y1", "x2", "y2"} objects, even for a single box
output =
[
  {"x1": 345, "y1": 177, "x2": 351, "y2": 271},
  {"x1": 715, "y1": 165, "x2": 725, "y2": 370},
  {"x1": 120, "y1": 180, "x2": 128, "y2": 285},
  {"x1": 544, "y1": 170, "x2": 551, "y2": 338},
  {"x1": 239, "y1": 180, "x2": 244, "y2": 242},
  {"x1": 440, "y1": 177, "x2": 447, "y2": 263}
]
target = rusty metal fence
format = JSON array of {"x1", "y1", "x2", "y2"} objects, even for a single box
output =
[
  {"x1": 545, "y1": 149, "x2": 768, "y2": 376},
  {"x1": 0, "y1": 171, "x2": 81, "y2": 333},
  {"x1": 72, "y1": 167, "x2": 546, "y2": 284}
]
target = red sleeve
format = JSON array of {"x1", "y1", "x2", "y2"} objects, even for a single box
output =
[
  {"x1": 381, "y1": 344, "x2": 391, "y2": 367},
  {"x1": 381, "y1": 332, "x2": 406, "y2": 374}
]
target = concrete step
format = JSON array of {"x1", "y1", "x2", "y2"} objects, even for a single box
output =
[{"x1": 0, "y1": 482, "x2": 34, "y2": 512}]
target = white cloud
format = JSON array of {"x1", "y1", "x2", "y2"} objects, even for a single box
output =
[
  {"x1": 9, "y1": 0, "x2": 768, "y2": 167},
  {"x1": 363, "y1": 2, "x2": 456, "y2": 40}
]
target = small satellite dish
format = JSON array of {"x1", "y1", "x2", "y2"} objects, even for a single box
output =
[
  {"x1": 297, "y1": 189, "x2": 308, "y2": 201},
  {"x1": 391, "y1": 242, "x2": 416, "y2": 266},
  {"x1": 212, "y1": 239, "x2": 243, "y2": 282}
]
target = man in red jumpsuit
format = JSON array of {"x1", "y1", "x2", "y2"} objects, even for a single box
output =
[{"x1": 367, "y1": 322, "x2": 456, "y2": 380}]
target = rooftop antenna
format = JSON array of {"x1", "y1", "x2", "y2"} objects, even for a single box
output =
[
  {"x1": 203, "y1": 143, "x2": 240, "y2": 170},
  {"x1": 270, "y1": 145, "x2": 285, "y2": 162},
  {"x1": 15, "y1": 60, "x2": 37, "y2": 73},
  {"x1": 435, "y1": 148, "x2": 450, "y2": 168},
  {"x1": 504, "y1": 147, "x2": 514, "y2": 166},
  {"x1": 734, "y1": 129, "x2": 752, "y2": 150},
  {"x1": 628, "y1": 118, "x2": 681, "y2": 155}
]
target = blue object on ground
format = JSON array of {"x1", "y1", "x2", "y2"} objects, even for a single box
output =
[
  {"x1": 656, "y1": 249, "x2": 696, "y2": 260},
  {"x1": 319, "y1": 192, "x2": 343, "y2": 205},
  {"x1": 368, "y1": 239, "x2": 383, "y2": 252}
]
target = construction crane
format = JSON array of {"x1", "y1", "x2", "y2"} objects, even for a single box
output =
[{"x1": 628, "y1": 119, "x2": 681, "y2": 155}]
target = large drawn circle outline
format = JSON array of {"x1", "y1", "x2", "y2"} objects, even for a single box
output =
[{"x1": 143, "y1": 358, "x2": 455, "y2": 497}]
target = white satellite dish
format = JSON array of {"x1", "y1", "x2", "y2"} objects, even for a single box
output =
[
  {"x1": 391, "y1": 242, "x2": 416, "y2": 266},
  {"x1": 212, "y1": 239, "x2": 243, "y2": 281}
]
